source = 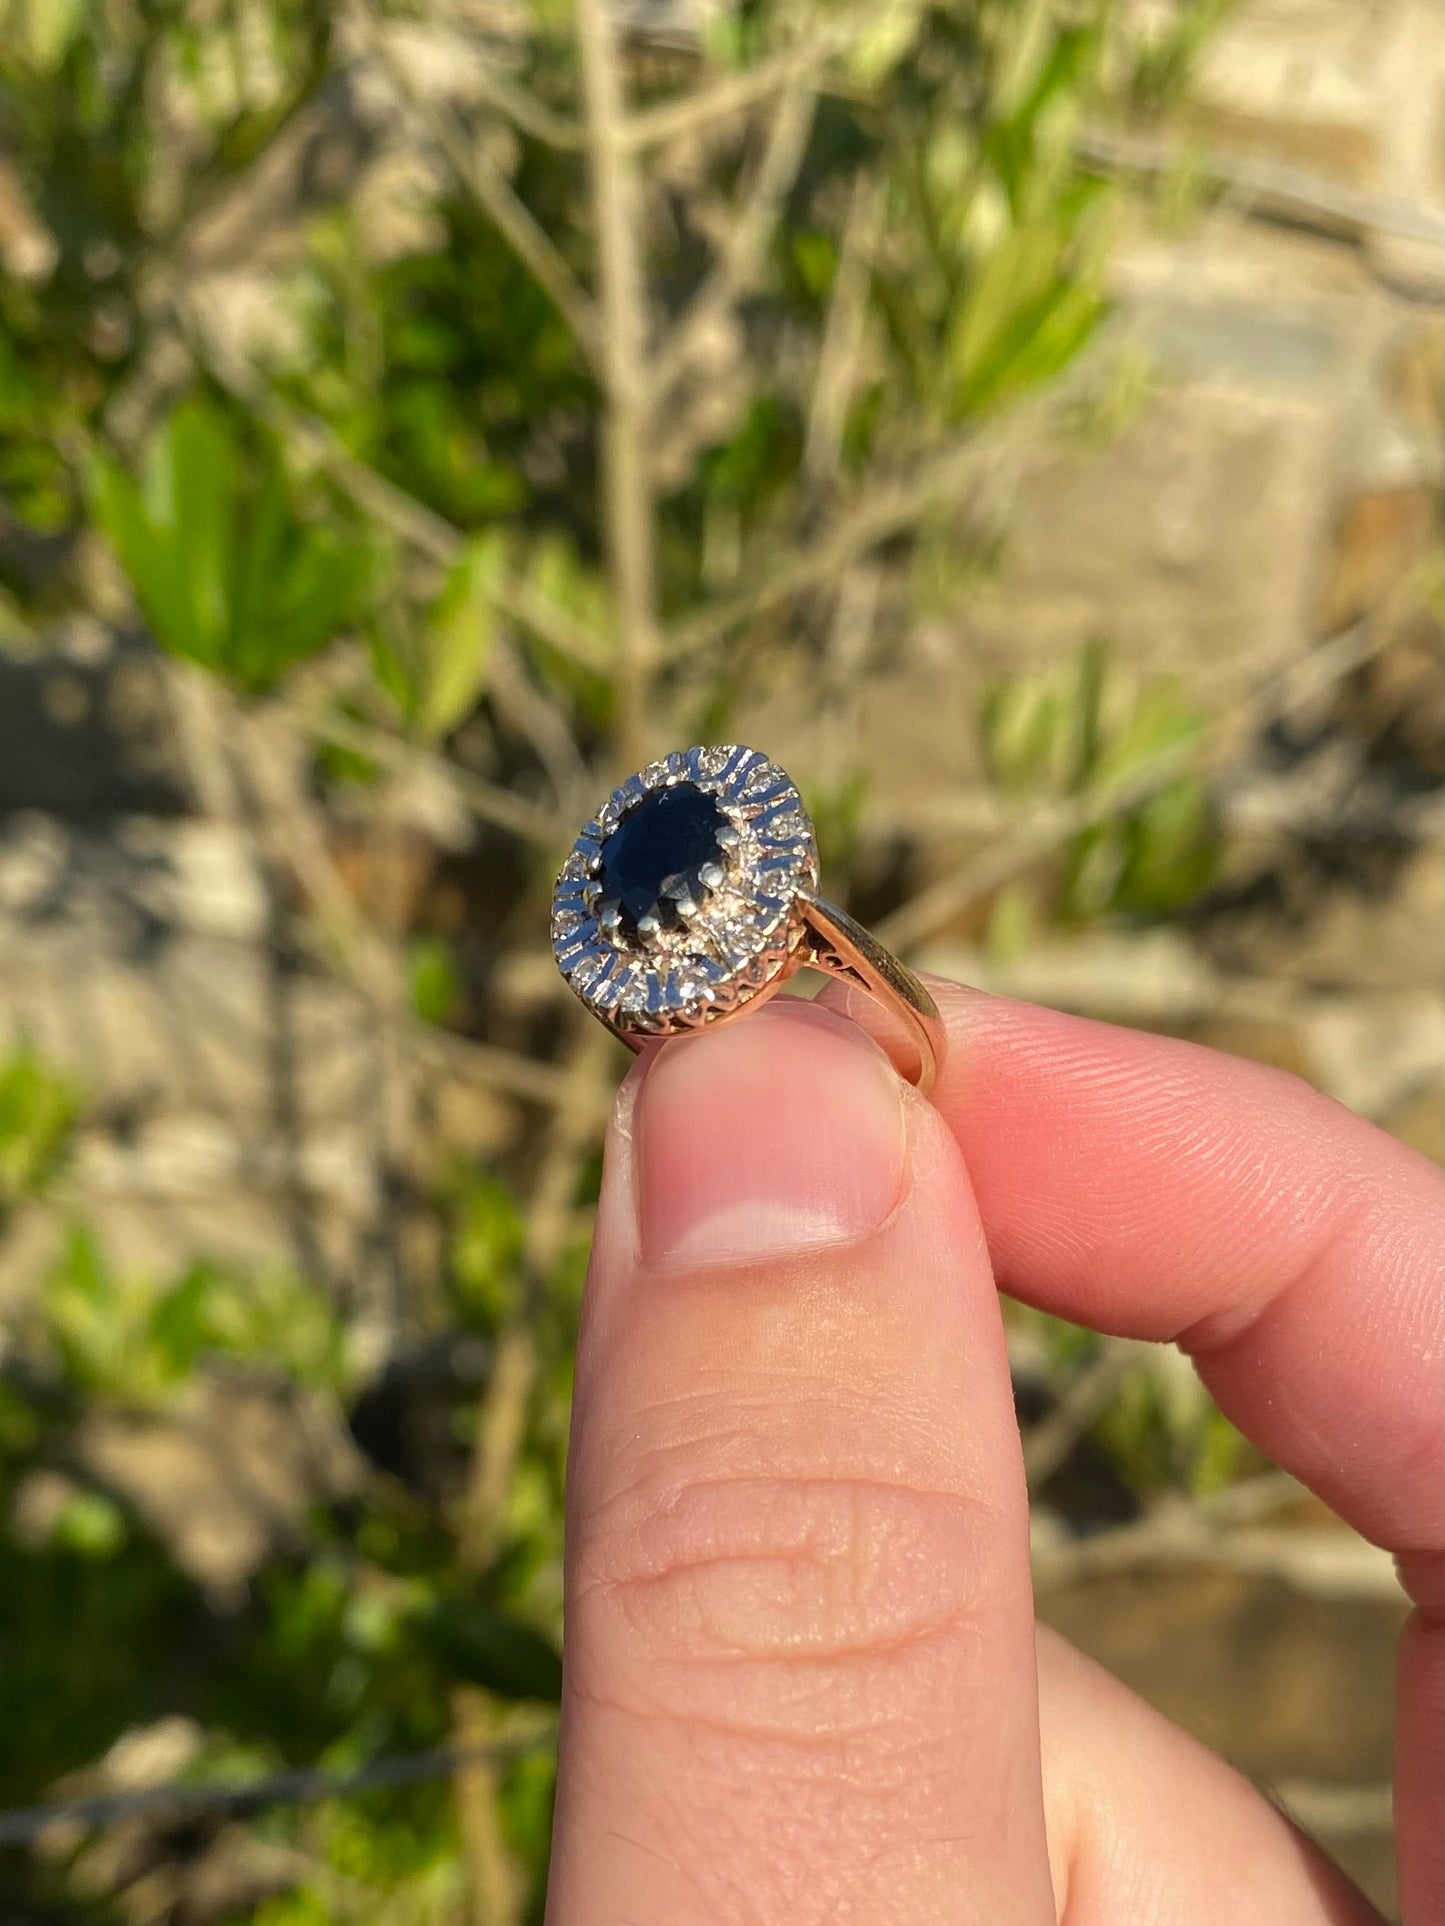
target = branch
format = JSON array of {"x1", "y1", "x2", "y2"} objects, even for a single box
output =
[
  {"x1": 1076, "y1": 125, "x2": 1445, "y2": 251},
  {"x1": 234, "y1": 704, "x2": 588, "y2": 1117},
  {"x1": 619, "y1": 1, "x2": 905, "y2": 151},
  {"x1": 176, "y1": 334, "x2": 597, "y2": 809},
  {"x1": 649, "y1": 82, "x2": 818, "y2": 405},
  {"x1": 185, "y1": 330, "x2": 604, "y2": 674},
  {"x1": 1033, "y1": 1506, "x2": 1401, "y2": 1601},
  {"x1": 0, "y1": 1720, "x2": 558, "y2": 1849},
  {"x1": 577, "y1": 0, "x2": 659, "y2": 768},
  {"x1": 802, "y1": 171, "x2": 880, "y2": 494},
  {"x1": 451, "y1": 1018, "x2": 615, "y2": 1924},
  {"x1": 360, "y1": 6, "x2": 602, "y2": 365},
  {"x1": 303, "y1": 708, "x2": 565, "y2": 845},
  {"x1": 409, "y1": 1024, "x2": 611, "y2": 1121},
  {"x1": 1023, "y1": 1341, "x2": 1142, "y2": 1490},
  {"x1": 467, "y1": 48, "x2": 584, "y2": 153},
  {"x1": 875, "y1": 620, "x2": 1389, "y2": 956},
  {"x1": 656, "y1": 416, "x2": 1044, "y2": 663},
  {"x1": 457, "y1": 1019, "x2": 614, "y2": 1576}
]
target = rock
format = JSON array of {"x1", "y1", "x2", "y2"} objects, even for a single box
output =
[
  {"x1": 1189, "y1": 0, "x2": 1437, "y2": 203},
  {"x1": 0, "y1": 633, "x2": 189, "y2": 818},
  {"x1": 0, "y1": 814, "x2": 387, "y2": 1295},
  {"x1": 950, "y1": 378, "x2": 1337, "y2": 706}
]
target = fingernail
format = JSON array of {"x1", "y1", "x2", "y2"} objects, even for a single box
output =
[{"x1": 635, "y1": 1000, "x2": 906, "y2": 1267}]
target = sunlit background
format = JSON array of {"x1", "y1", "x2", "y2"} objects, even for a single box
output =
[{"x1": 0, "y1": 1, "x2": 1440, "y2": 1920}]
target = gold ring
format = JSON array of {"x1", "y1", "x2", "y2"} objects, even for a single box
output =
[{"x1": 551, "y1": 745, "x2": 945, "y2": 1093}]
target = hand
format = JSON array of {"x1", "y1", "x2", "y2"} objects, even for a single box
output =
[{"x1": 544, "y1": 984, "x2": 1442, "y2": 1925}]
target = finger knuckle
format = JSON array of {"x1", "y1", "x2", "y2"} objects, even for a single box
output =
[{"x1": 571, "y1": 1401, "x2": 1008, "y2": 1716}]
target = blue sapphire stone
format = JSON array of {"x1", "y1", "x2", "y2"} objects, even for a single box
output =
[{"x1": 596, "y1": 782, "x2": 732, "y2": 938}]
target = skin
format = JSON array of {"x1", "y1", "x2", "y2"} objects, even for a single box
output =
[{"x1": 544, "y1": 980, "x2": 1443, "y2": 1926}]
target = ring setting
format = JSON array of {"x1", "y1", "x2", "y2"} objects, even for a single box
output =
[{"x1": 552, "y1": 745, "x2": 945, "y2": 1091}]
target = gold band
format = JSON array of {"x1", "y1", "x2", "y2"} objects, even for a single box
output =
[
  {"x1": 612, "y1": 890, "x2": 945, "y2": 1095},
  {"x1": 797, "y1": 891, "x2": 945, "y2": 1094}
]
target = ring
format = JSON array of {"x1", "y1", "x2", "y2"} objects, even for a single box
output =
[{"x1": 551, "y1": 745, "x2": 945, "y2": 1092}]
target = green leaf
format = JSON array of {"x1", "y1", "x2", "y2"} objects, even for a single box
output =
[
  {"x1": 157, "y1": 398, "x2": 239, "y2": 667},
  {"x1": 408, "y1": 935, "x2": 461, "y2": 1028},
  {"x1": 145, "y1": 1263, "x2": 220, "y2": 1382},
  {"x1": 848, "y1": 1, "x2": 923, "y2": 88},
  {"x1": 446, "y1": 1170, "x2": 525, "y2": 1329},
  {"x1": 91, "y1": 451, "x2": 211, "y2": 668},
  {"x1": 255, "y1": 521, "x2": 372, "y2": 694},
  {"x1": 417, "y1": 531, "x2": 507, "y2": 741},
  {"x1": 52, "y1": 1488, "x2": 128, "y2": 1558},
  {"x1": 0, "y1": 1044, "x2": 77, "y2": 1212},
  {"x1": 0, "y1": 0, "x2": 86, "y2": 72},
  {"x1": 90, "y1": 398, "x2": 371, "y2": 695}
]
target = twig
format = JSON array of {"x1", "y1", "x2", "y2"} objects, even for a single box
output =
[
  {"x1": 1273, "y1": 1781, "x2": 1395, "y2": 1836},
  {"x1": 304, "y1": 709, "x2": 565, "y2": 846},
  {"x1": 449, "y1": 1691, "x2": 522, "y2": 1926},
  {"x1": 577, "y1": 0, "x2": 658, "y2": 768},
  {"x1": 880, "y1": 751, "x2": 1202, "y2": 954},
  {"x1": 1076, "y1": 125, "x2": 1445, "y2": 251},
  {"x1": 465, "y1": 47, "x2": 584, "y2": 153},
  {"x1": 1031, "y1": 1470, "x2": 1345, "y2": 1599},
  {"x1": 1033, "y1": 1508, "x2": 1402, "y2": 1601},
  {"x1": 1023, "y1": 1341, "x2": 1142, "y2": 1490},
  {"x1": 194, "y1": 304, "x2": 606, "y2": 674},
  {"x1": 178, "y1": 321, "x2": 598, "y2": 809},
  {"x1": 0, "y1": 1719, "x2": 558, "y2": 1850},
  {"x1": 649, "y1": 82, "x2": 819, "y2": 405},
  {"x1": 457, "y1": 1019, "x2": 615, "y2": 1574},
  {"x1": 165, "y1": 664, "x2": 248, "y2": 821},
  {"x1": 401, "y1": 1024, "x2": 611, "y2": 1119},
  {"x1": 876, "y1": 621, "x2": 1390, "y2": 956},
  {"x1": 451, "y1": 1019, "x2": 614, "y2": 1926},
  {"x1": 802, "y1": 172, "x2": 880, "y2": 495},
  {"x1": 360, "y1": 4, "x2": 602, "y2": 365},
  {"x1": 657, "y1": 415, "x2": 1047, "y2": 662},
  {"x1": 229, "y1": 704, "x2": 585, "y2": 1118},
  {"x1": 167, "y1": 184, "x2": 608, "y2": 702},
  {"x1": 619, "y1": 1, "x2": 906, "y2": 151}
]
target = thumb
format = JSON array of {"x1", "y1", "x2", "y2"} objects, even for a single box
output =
[{"x1": 546, "y1": 1000, "x2": 1055, "y2": 1926}]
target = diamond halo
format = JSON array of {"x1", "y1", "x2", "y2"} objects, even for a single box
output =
[{"x1": 551, "y1": 745, "x2": 820, "y2": 1038}]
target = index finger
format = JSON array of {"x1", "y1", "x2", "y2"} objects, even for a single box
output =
[
  {"x1": 825, "y1": 974, "x2": 1443, "y2": 1926},
  {"x1": 826, "y1": 977, "x2": 1444, "y2": 1568}
]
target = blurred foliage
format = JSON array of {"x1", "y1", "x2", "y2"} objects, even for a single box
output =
[
  {"x1": 0, "y1": 1067, "x2": 569, "y2": 1921},
  {"x1": 0, "y1": 1, "x2": 1237, "y2": 1919},
  {"x1": 1015, "y1": 1305, "x2": 1251, "y2": 1500},
  {"x1": 0, "y1": 1042, "x2": 77, "y2": 1224},
  {"x1": 369, "y1": 530, "x2": 509, "y2": 742},
  {"x1": 38, "y1": 1224, "x2": 358, "y2": 1401},
  {"x1": 981, "y1": 642, "x2": 1219, "y2": 946},
  {"x1": 90, "y1": 398, "x2": 373, "y2": 693}
]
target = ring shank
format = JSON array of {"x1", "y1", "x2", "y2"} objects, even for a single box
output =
[{"x1": 797, "y1": 890, "x2": 945, "y2": 1094}]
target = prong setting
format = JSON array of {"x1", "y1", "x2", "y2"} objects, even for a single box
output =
[{"x1": 551, "y1": 744, "x2": 819, "y2": 1037}]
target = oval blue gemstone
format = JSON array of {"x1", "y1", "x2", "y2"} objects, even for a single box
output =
[{"x1": 596, "y1": 782, "x2": 732, "y2": 937}]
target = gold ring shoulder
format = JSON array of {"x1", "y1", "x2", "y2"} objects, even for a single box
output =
[{"x1": 795, "y1": 889, "x2": 945, "y2": 1094}]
